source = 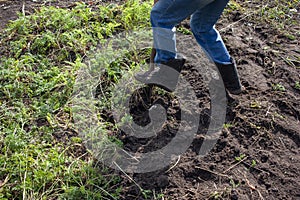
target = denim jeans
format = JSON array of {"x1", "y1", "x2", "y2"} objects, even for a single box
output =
[{"x1": 151, "y1": 0, "x2": 231, "y2": 64}]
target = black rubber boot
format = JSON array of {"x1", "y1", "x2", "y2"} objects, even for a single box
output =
[
  {"x1": 135, "y1": 58, "x2": 185, "y2": 92},
  {"x1": 215, "y1": 58, "x2": 243, "y2": 95}
]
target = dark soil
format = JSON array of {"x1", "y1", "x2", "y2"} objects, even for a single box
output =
[{"x1": 1, "y1": 0, "x2": 299, "y2": 199}]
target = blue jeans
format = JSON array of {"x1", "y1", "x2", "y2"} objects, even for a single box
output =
[{"x1": 151, "y1": 0, "x2": 231, "y2": 64}]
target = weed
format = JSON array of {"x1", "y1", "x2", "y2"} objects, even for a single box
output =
[
  {"x1": 273, "y1": 112, "x2": 285, "y2": 120},
  {"x1": 154, "y1": 192, "x2": 165, "y2": 200},
  {"x1": 235, "y1": 154, "x2": 246, "y2": 162},
  {"x1": 119, "y1": 0, "x2": 152, "y2": 30},
  {"x1": 250, "y1": 101, "x2": 262, "y2": 109},
  {"x1": 177, "y1": 26, "x2": 192, "y2": 35},
  {"x1": 294, "y1": 81, "x2": 300, "y2": 90},
  {"x1": 223, "y1": 123, "x2": 234, "y2": 129},
  {"x1": 224, "y1": 0, "x2": 244, "y2": 14},
  {"x1": 251, "y1": 159, "x2": 257, "y2": 167},
  {"x1": 230, "y1": 179, "x2": 240, "y2": 188},
  {"x1": 141, "y1": 189, "x2": 153, "y2": 199},
  {"x1": 272, "y1": 83, "x2": 286, "y2": 92},
  {"x1": 209, "y1": 191, "x2": 222, "y2": 199}
]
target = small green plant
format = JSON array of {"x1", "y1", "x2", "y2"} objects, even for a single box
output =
[
  {"x1": 284, "y1": 33, "x2": 296, "y2": 40},
  {"x1": 177, "y1": 26, "x2": 192, "y2": 35},
  {"x1": 250, "y1": 101, "x2": 261, "y2": 109},
  {"x1": 230, "y1": 179, "x2": 241, "y2": 188},
  {"x1": 235, "y1": 154, "x2": 246, "y2": 162},
  {"x1": 141, "y1": 189, "x2": 152, "y2": 199},
  {"x1": 210, "y1": 191, "x2": 222, "y2": 199},
  {"x1": 154, "y1": 192, "x2": 165, "y2": 200},
  {"x1": 251, "y1": 159, "x2": 257, "y2": 167},
  {"x1": 273, "y1": 112, "x2": 285, "y2": 120},
  {"x1": 294, "y1": 81, "x2": 300, "y2": 90},
  {"x1": 223, "y1": 123, "x2": 234, "y2": 129},
  {"x1": 224, "y1": 0, "x2": 243, "y2": 14},
  {"x1": 272, "y1": 83, "x2": 286, "y2": 91}
]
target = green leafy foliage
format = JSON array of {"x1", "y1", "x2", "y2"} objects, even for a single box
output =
[
  {"x1": 272, "y1": 83, "x2": 286, "y2": 92},
  {"x1": 235, "y1": 154, "x2": 246, "y2": 162},
  {"x1": 0, "y1": 0, "x2": 152, "y2": 199},
  {"x1": 294, "y1": 81, "x2": 300, "y2": 90}
]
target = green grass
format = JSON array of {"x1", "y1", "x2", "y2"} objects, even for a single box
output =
[
  {"x1": 295, "y1": 81, "x2": 300, "y2": 90},
  {"x1": 225, "y1": 0, "x2": 299, "y2": 39},
  {"x1": 0, "y1": 0, "x2": 152, "y2": 199}
]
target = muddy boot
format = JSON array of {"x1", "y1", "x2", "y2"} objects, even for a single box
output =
[
  {"x1": 135, "y1": 58, "x2": 185, "y2": 92},
  {"x1": 215, "y1": 58, "x2": 243, "y2": 95}
]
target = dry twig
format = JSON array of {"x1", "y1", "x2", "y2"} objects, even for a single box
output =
[
  {"x1": 195, "y1": 166, "x2": 230, "y2": 178},
  {"x1": 0, "y1": 175, "x2": 9, "y2": 188},
  {"x1": 224, "y1": 156, "x2": 248, "y2": 173},
  {"x1": 166, "y1": 156, "x2": 181, "y2": 172}
]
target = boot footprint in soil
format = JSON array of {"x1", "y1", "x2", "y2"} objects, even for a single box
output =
[
  {"x1": 135, "y1": 58, "x2": 186, "y2": 92},
  {"x1": 215, "y1": 58, "x2": 244, "y2": 95}
]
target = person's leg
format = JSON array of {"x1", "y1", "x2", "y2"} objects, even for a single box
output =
[
  {"x1": 190, "y1": 0, "x2": 243, "y2": 94},
  {"x1": 190, "y1": 0, "x2": 231, "y2": 64},
  {"x1": 151, "y1": 0, "x2": 214, "y2": 63}
]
